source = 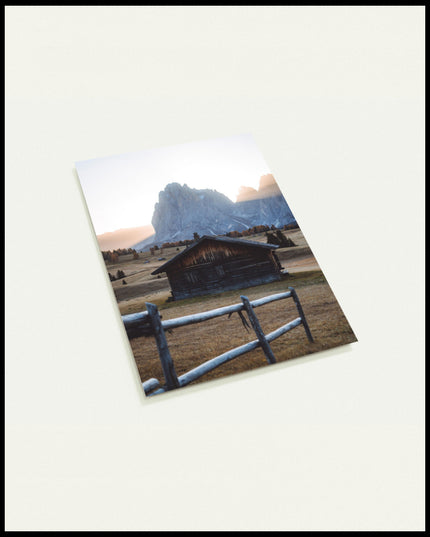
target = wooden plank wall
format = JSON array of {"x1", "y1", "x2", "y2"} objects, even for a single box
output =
[{"x1": 166, "y1": 240, "x2": 281, "y2": 300}]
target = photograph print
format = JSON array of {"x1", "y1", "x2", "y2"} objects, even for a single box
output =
[{"x1": 76, "y1": 134, "x2": 357, "y2": 397}]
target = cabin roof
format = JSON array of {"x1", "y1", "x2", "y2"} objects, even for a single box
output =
[{"x1": 151, "y1": 235, "x2": 278, "y2": 275}]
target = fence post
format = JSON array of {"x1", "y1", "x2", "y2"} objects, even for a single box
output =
[
  {"x1": 146, "y1": 303, "x2": 180, "y2": 390},
  {"x1": 288, "y1": 287, "x2": 314, "y2": 343},
  {"x1": 241, "y1": 295, "x2": 277, "y2": 364}
]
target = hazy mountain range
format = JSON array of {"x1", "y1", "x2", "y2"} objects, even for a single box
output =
[
  {"x1": 97, "y1": 225, "x2": 154, "y2": 251},
  {"x1": 133, "y1": 174, "x2": 296, "y2": 251},
  {"x1": 97, "y1": 174, "x2": 296, "y2": 251}
]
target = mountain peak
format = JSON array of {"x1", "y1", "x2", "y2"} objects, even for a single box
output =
[
  {"x1": 236, "y1": 185, "x2": 259, "y2": 202},
  {"x1": 236, "y1": 173, "x2": 281, "y2": 202},
  {"x1": 146, "y1": 177, "x2": 295, "y2": 248}
]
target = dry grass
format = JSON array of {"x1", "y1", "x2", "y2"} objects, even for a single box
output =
[
  {"x1": 104, "y1": 229, "x2": 356, "y2": 393},
  {"x1": 129, "y1": 271, "x2": 357, "y2": 390},
  {"x1": 114, "y1": 228, "x2": 321, "y2": 315}
]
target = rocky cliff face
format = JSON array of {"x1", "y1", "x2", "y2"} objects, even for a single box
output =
[
  {"x1": 234, "y1": 174, "x2": 295, "y2": 229},
  {"x1": 143, "y1": 175, "x2": 296, "y2": 248},
  {"x1": 151, "y1": 183, "x2": 241, "y2": 242}
]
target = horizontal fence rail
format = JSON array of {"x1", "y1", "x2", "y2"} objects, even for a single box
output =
[
  {"x1": 122, "y1": 287, "x2": 313, "y2": 396},
  {"x1": 123, "y1": 291, "x2": 295, "y2": 338}
]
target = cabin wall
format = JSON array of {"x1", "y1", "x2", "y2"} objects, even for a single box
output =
[
  {"x1": 174, "y1": 242, "x2": 266, "y2": 268},
  {"x1": 166, "y1": 241, "x2": 281, "y2": 300}
]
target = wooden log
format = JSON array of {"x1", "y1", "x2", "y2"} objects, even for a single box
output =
[
  {"x1": 124, "y1": 291, "x2": 293, "y2": 337},
  {"x1": 241, "y1": 295, "x2": 277, "y2": 364},
  {"x1": 288, "y1": 287, "x2": 314, "y2": 343},
  {"x1": 146, "y1": 303, "x2": 180, "y2": 390},
  {"x1": 251, "y1": 291, "x2": 292, "y2": 308},
  {"x1": 148, "y1": 316, "x2": 304, "y2": 394},
  {"x1": 265, "y1": 317, "x2": 302, "y2": 342},
  {"x1": 161, "y1": 291, "x2": 293, "y2": 331},
  {"x1": 122, "y1": 311, "x2": 154, "y2": 339},
  {"x1": 147, "y1": 387, "x2": 167, "y2": 396},
  {"x1": 142, "y1": 378, "x2": 161, "y2": 395},
  {"x1": 123, "y1": 311, "x2": 148, "y2": 324},
  {"x1": 122, "y1": 291, "x2": 291, "y2": 339},
  {"x1": 176, "y1": 337, "x2": 262, "y2": 387},
  {"x1": 162, "y1": 302, "x2": 244, "y2": 330}
]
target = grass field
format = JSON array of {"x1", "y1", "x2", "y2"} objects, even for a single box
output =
[
  {"x1": 104, "y1": 228, "x2": 357, "y2": 392},
  {"x1": 109, "y1": 228, "x2": 320, "y2": 315},
  {"x1": 128, "y1": 271, "x2": 356, "y2": 388}
]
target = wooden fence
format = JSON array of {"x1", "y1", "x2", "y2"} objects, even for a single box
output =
[{"x1": 122, "y1": 287, "x2": 313, "y2": 396}]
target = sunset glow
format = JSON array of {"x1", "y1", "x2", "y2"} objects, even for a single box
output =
[{"x1": 76, "y1": 134, "x2": 271, "y2": 237}]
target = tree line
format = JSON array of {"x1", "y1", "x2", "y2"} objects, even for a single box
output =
[
  {"x1": 108, "y1": 270, "x2": 126, "y2": 282},
  {"x1": 103, "y1": 222, "x2": 300, "y2": 259},
  {"x1": 155, "y1": 222, "x2": 299, "y2": 249},
  {"x1": 266, "y1": 229, "x2": 297, "y2": 247},
  {"x1": 102, "y1": 248, "x2": 140, "y2": 263}
]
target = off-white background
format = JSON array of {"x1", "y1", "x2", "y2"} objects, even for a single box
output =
[{"x1": 5, "y1": 6, "x2": 425, "y2": 531}]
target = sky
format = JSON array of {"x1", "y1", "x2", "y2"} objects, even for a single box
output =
[{"x1": 76, "y1": 133, "x2": 271, "y2": 236}]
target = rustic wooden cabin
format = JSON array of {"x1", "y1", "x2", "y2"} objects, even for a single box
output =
[{"x1": 151, "y1": 235, "x2": 283, "y2": 300}]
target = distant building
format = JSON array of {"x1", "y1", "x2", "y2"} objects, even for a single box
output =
[{"x1": 151, "y1": 235, "x2": 283, "y2": 300}]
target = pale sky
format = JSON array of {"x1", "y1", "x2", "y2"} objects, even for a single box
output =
[{"x1": 76, "y1": 133, "x2": 271, "y2": 235}]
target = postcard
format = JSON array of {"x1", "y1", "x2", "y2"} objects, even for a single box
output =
[{"x1": 76, "y1": 134, "x2": 357, "y2": 397}]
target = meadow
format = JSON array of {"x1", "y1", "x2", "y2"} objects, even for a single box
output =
[{"x1": 105, "y1": 229, "x2": 356, "y2": 389}]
